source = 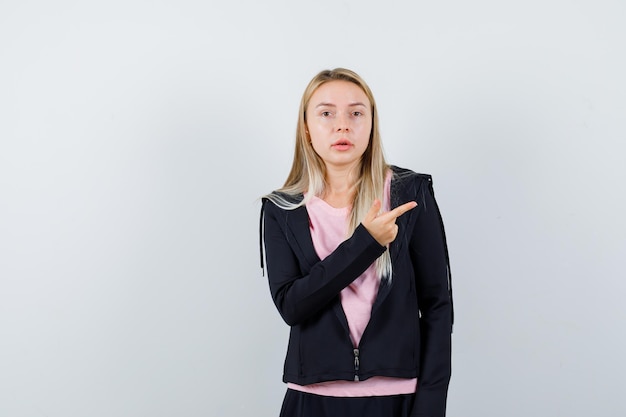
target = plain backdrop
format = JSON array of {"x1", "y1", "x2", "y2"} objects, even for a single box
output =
[{"x1": 1, "y1": 1, "x2": 625, "y2": 416}]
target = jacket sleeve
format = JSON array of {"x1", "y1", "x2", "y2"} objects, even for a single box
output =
[
  {"x1": 409, "y1": 177, "x2": 453, "y2": 417},
  {"x1": 262, "y1": 200, "x2": 386, "y2": 326}
]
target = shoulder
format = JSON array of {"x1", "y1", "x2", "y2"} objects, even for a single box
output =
[
  {"x1": 261, "y1": 191, "x2": 305, "y2": 220},
  {"x1": 390, "y1": 165, "x2": 433, "y2": 195},
  {"x1": 263, "y1": 190, "x2": 303, "y2": 205},
  {"x1": 390, "y1": 165, "x2": 432, "y2": 181}
]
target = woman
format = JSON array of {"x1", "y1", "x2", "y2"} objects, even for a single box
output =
[{"x1": 260, "y1": 68, "x2": 453, "y2": 417}]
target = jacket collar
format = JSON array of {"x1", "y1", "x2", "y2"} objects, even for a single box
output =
[
  {"x1": 372, "y1": 166, "x2": 417, "y2": 313},
  {"x1": 284, "y1": 204, "x2": 321, "y2": 270}
]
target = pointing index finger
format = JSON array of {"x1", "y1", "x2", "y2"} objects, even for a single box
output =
[{"x1": 387, "y1": 201, "x2": 417, "y2": 219}]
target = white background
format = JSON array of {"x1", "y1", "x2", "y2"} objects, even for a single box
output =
[{"x1": 1, "y1": 1, "x2": 625, "y2": 416}]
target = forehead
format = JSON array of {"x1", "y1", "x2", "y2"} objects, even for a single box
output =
[{"x1": 309, "y1": 80, "x2": 370, "y2": 107}]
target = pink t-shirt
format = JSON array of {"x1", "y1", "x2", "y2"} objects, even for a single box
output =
[{"x1": 288, "y1": 171, "x2": 417, "y2": 397}]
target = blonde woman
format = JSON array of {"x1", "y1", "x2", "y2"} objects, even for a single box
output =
[{"x1": 261, "y1": 68, "x2": 453, "y2": 417}]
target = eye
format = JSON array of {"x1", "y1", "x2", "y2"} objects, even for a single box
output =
[
  {"x1": 352, "y1": 111, "x2": 363, "y2": 117},
  {"x1": 321, "y1": 111, "x2": 332, "y2": 117}
]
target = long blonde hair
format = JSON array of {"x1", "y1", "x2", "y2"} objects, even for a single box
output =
[{"x1": 266, "y1": 68, "x2": 392, "y2": 281}]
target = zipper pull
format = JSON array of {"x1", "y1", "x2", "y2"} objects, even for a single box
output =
[{"x1": 353, "y1": 348, "x2": 360, "y2": 381}]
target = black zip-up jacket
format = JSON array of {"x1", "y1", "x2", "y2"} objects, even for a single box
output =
[{"x1": 260, "y1": 166, "x2": 453, "y2": 417}]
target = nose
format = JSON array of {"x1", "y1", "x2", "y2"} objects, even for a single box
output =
[{"x1": 335, "y1": 113, "x2": 350, "y2": 132}]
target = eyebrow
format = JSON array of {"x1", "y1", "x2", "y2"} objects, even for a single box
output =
[{"x1": 315, "y1": 102, "x2": 368, "y2": 108}]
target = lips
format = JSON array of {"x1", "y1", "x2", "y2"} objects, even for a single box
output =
[{"x1": 331, "y1": 139, "x2": 353, "y2": 151}]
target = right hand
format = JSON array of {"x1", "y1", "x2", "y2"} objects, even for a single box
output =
[{"x1": 362, "y1": 200, "x2": 417, "y2": 246}]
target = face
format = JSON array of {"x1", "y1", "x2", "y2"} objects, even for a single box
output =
[{"x1": 305, "y1": 80, "x2": 372, "y2": 171}]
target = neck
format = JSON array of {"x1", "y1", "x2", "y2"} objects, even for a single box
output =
[{"x1": 322, "y1": 162, "x2": 361, "y2": 205}]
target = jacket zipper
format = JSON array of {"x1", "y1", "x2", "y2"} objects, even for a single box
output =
[{"x1": 353, "y1": 348, "x2": 360, "y2": 381}]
